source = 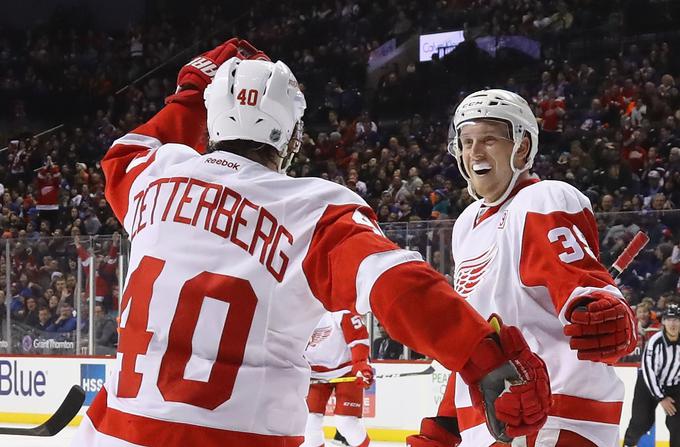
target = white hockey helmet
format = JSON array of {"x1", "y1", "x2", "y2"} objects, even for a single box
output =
[
  {"x1": 204, "y1": 57, "x2": 306, "y2": 173},
  {"x1": 447, "y1": 89, "x2": 539, "y2": 206}
]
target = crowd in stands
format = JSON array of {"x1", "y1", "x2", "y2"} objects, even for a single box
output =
[
  {"x1": 1, "y1": 0, "x2": 680, "y2": 359},
  {"x1": 0, "y1": 229, "x2": 121, "y2": 354}
]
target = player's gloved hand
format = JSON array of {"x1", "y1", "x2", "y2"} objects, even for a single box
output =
[
  {"x1": 406, "y1": 417, "x2": 461, "y2": 447},
  {"x1": 175, "y1": 38, "x2": 270, "y2": 93},
  {"x1": 351, "y1": 360, "x2": 374, "y2": 389},
  {"x1": 564, "y1": 290, "x2": 637, "y2": 362},
  {"x1": 459, "y1": 315, "x2": 551, "y2": 442},
  {"x1": 233, "y1": 39, "x2": 270, "y2": 62}
]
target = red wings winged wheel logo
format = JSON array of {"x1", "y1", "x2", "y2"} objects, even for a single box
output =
[{"x1": 454, "y1": 244, "x2": 498, "y2": 298}]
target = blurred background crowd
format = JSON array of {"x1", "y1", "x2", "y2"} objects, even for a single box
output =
[{"x1": 0, "y1": 0, "x2": 679, "y2": 360}]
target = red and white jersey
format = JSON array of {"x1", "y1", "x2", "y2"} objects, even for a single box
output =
[
  {"x1": 305, "y1": 311, "x2": 369, "y2": 380},
  {"x1": 451, "y1": 179, "x2": 626, "y2": 447},
  {"x1": 72, "y1": 92, "x2": 496, "y2": 447},
  {"x1": 36, "y1": 165, "x2": 60, "y2": 210}
]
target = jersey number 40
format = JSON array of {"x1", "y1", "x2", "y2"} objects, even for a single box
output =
[{"x1": 116, "y1": 256, "x2": 257, "y2": 410}]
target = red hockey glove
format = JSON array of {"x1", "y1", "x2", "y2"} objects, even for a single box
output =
[
  {"x1": 406, "y1": 417, "x2": 461, "y2": 447},
  {"x1": 459, "y1": 315, "x2": 551, "y2": 442},
  {"x1": 564, "y1": 290, "x2": 637, "y2": 362},
  {"x1": 233, "y1": 39, "x2": 270, "y2": 62},
  {"x1": 352, "y1": 360, "x2": 374, "y2": 389},
  {"x1": 175, "y1": 38, "x2": 270, "y2": 93}
]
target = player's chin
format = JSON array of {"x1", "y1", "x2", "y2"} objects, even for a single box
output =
[{"x1": 471, "y1": 177, "x2": 493, "y2": 197}]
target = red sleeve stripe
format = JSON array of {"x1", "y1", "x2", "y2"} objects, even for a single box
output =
[
  {"x1": 347, "y1": 339, "x2": 370, "y2": 348},
  {"x1": 103, "y1": 147, "x2": 159, "y2": 226},
  {"x1": 110, "y1": 134, "x2": 162, "y2": 173},
  {"x1": 355, "y1": 249, "x2": 425, "y2": 314},
  {"x1": 113, "y1": 133, "x2": 162, "y2": 151}
]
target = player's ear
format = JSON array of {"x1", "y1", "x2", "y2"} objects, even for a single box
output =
[{"x1": 514, "y1": 136, "x2": 531, "y2": 168}]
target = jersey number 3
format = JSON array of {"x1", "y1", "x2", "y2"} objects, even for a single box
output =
[
  {"x1": 116, "y1": 256, "x2": 257, "y2": 410},
  {"x1": 548, "y1": 225, "x2": 595, "y2": 264}
]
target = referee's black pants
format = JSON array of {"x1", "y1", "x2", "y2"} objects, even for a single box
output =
[{"x1": 624, "y1": 371, "x2": 680, "y2": 446}]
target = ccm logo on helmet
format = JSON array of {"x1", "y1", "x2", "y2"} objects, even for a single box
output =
[
  {"x1": 205, "y1": 158, "x2": 240, "y2": 170},
  {"x1": 187, "y1": 57, "x2": 218, "y2": 78}
]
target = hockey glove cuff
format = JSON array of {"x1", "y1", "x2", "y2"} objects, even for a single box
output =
[{"x1": 459, "y1": 315, "x2": 551, "y2": 442}]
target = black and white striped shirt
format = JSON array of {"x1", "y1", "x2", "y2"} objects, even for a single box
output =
[{"x1": 642, "y1": 330, "x2": 680, "y2": 400}]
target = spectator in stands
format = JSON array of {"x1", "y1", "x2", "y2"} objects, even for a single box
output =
[
  {"x1": 46, "y1": 301, "x2": 76, "y2": 333},
  {"x1": 647, "y1": 248, "x2": 680, "y2": 299},
  {"x1": 35, "y1": 156, "x2": 61, "y2": 229},
  {"x1": 371, "y1": 324, "x2": 402, "y2": 360},
  {"x1": 636, "y1": 302, "x2": 661, "y2": 346},
  {"x1": 47, "y1": 294, "x2": 60, "y2": 317},
  {"x1": 536, "y1": 85, "x2": 566, "y2": 147},
  {"x1": 386, "y1": 173, "x2": 411, "y2": 204},
  {"x1": 35, "y1": 306, "x2": 53, "y2": 332},
  {"x1": 76, "y1": 233, "x2": 119, "y2": 311},
  {"x1": 430, "y1": 189, "x2": 450, "y2": 219},
  {"x1": 642, "y1": 169, "x2": 664, "y2": 201},
  {"x1": 22, "y1": 296, "x2": 39, "y2": 327},
  {"x1": 411, "y1": 187, "x2": 433, "y2": 219},
  {"x1": 11, "y1": 288, "x2": 29, "y2": 319},
  {"x1": 93, "y1": 304, "x2": 117, "y2": 355}
]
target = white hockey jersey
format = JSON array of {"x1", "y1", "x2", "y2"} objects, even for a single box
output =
[
  {"x1": 72, "y1": 91, "x2": 497, "y2": 447},
  {"x1": 304, "y1": 311, "x2": 369, "y2": 380},
  {"x1": 451, "y1": 179, "x2": 628, "y2": 447}
]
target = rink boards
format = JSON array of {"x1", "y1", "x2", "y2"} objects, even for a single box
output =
[{"x1": 0, "y1": 356, "x2": 667, "y2": 445}]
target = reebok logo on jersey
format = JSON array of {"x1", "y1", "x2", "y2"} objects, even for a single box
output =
[
  {"x1": 454, "y1": 244, "x2": 498, "y2": 298},
  {"x1": 205, "y1": 157, "x2": 240, "y2": 170},
  {"x1": 187, "y1": 57, "x2": 218, "y2": 78}
]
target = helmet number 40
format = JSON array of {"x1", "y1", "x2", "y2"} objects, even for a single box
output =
[{"x1": 237, "y1": 88, "x2": 259, "y2": 106}]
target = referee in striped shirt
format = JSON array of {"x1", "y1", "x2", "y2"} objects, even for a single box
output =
[{"x1": 624, "y1": 303, "x2": 680, "y2": 446}]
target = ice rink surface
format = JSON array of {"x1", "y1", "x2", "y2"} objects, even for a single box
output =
[{"x1": 0, "y1": 426, "x2": 406, "y2": 447}]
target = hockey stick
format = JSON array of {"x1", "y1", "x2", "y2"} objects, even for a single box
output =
[
  {"x1": 608, "y1": 231, "x2": 649, "y2": 279},
  {"x1": 571, "y1": 230, "x2": 649, "y2": 314},
  {"x1": 0, "y1": 385, "x2": 85, "y2": 436},
  {"x1": 311, "y1": 365, "x2": 435, "y2": 384}
]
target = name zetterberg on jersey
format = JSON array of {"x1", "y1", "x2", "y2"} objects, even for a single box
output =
[{"x1": 128, "y1": 175, "x2": 293, "y2": 282}]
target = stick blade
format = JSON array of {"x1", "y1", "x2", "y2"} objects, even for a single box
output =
[
  {"x1": 0, "y1": 385, "x2": 85, "y2": 436},
  {"x1": 40, "y1": 385, "x2": 86, "y2": 436}
]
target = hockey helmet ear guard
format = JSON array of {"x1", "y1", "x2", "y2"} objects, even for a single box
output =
[
  {"x1": 448, "y1": 89, "x2": 539, "y2": 206},
  {"x1": 204, "y1": 58, "x2": 307, "y2": 173},
  {"x1": 280, "y1": 120, "x2": 304, "y2": 173}
]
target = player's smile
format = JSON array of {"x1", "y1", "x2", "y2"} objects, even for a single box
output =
[{"x1": 471, "y1": 161, "x2": 493, "y2": 176}]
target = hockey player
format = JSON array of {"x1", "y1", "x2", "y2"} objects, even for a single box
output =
[
  {"x1": 301, "y1": 311, "x2": 372, "y2": 447},
  {"x1": 72, "y1": 42, "x2": 551, "y2": 446},
  {"x1": 407, "y1": 89, "x2": 637, "y2": 447}
]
